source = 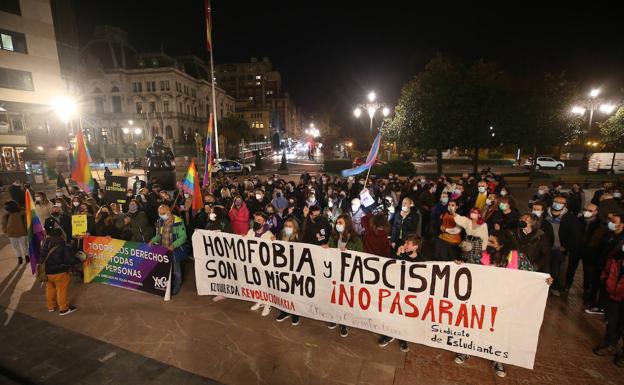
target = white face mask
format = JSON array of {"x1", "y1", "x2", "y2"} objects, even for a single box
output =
[
  {"x1": 55, "y1": 203, "x2": 63, "y2": 208},
  {"x1": 335, "y1": 224, "x2": 345, "y2": 233},
  {"x1": 73, "y1": 202, "x2": 80, "y2": 207},
  {"x1": 184, "y1": 193, "x2": 190, "y2": 199},
  {"x1": 159, "y1": 213, "x2": 169, "y2": 220},
  {"x1": 328, "y1": 201, "x2": 333, "y2": 208},
  {"x1": 478, "y1": 186, "x2": 486, "y2": 193},
  {"x1": 486, "y1": 199, "x2": 493, "y2": 206},
  {"x1": 532, "y1": 210, "x2": 543, "y2": 217},
  {"x1": 388, "y1": 206, "x2": 395, "y2": 214},
  {"x1": 352, "y1": 204, "x2": 360, "y2": 212},
  {"x1": 500, "y1": 190, "x2": 508, "y2": 196},
  {"x1": 35, "y1": 196, "x2": 42, "y2": 202},
  {"x1": 209, "y1": 213, "x2": 217, "y2": 221},
  {"x1": 401, "y1": 205, "x2": 410, "y2": 212},
  {"x1": 255, "y1": 194, "x2": 262, "y2": 200},
  {"x1": 283, "y1": 227, "x2": 293, "y2": 236},
  {"x1": 583, "y1": 210, "x2": 593, "y2": 219},
  {"x1": 56, "y1": 192, "x2": 63, "y2": 197}
]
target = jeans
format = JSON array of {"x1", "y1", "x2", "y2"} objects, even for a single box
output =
[
  {"x1": 172, "y1": 261, "x2": 182, "y2": 295},
  {"x1": 9, "y1": 236, "x2": 27, "y2": 259},
  {"x1": 46, "y1": 272, "x2": 70, "y2": 311},
  {"x1": 605, "y1": 298, "x2": 624, "y2": 346}
]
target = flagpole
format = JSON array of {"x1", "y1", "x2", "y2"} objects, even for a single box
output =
[
  {"x1": 209, "y1": 49, "x2": 219, "y2": 159},
  {"x1": 363, "y1": 123, "x2": 383, "y2": 188}
]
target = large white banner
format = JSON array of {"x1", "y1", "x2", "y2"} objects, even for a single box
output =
[{"x1": 192, "y1": 230, "x2": 549, "y2": 369}]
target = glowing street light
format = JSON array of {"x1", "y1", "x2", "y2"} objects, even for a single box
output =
[
  {"x1": 52, "y1": 96, "x2": 77, "y2": 124},
  {"x1": 354, "y1": 90, "x2": 390, "y2": 135},
  {"x1": 367, "y1": 106, "x2": 377, "y2": 119},
  {"x1": 134, "y1": 128, "x2": 142, "y2": 135},
  {"x1": 368, "y1": 91, "x2": 376, "y2": 102},
  {"x1": 382, "y1": 107, "x2": 390, "y2": 117},
  {"x1": 590, "y1": 89, "x2": 600, "y2": 98},
  {"x1": 571, "y1": 106, "x2": 586, "y2": 115},
  {"x1": 122, "y1": 127, "x2": 130, "y2": 134},
  {"x1": 353, "y1": 108, "x2": 362, "y2": 118},
  {"x1": 600, "y1": 104, "x2": 616, "y2": 114}
]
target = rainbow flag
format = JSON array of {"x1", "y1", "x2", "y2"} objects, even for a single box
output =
[
  {"x1": 71, "y1": 129, "x2": 95, "y2": 193},
  {"x1": 25, "y1": 189, "x2": 46, "y2": 274},
  {"x1": 202, "y1": 113, "x2": 214, "y2": 188},
  {"x1": 182, "y1": 159, "x2": 203, "y2": 212},
  {"x1": 204, "y1": 0, "x2": 212, "y2": 52}
]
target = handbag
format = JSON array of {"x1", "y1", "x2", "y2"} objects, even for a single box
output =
[{"x1": 36, "y1": 244, "x2": 61, "y2": 284}]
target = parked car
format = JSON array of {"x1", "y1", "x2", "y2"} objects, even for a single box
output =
[
  {"x1": 352, "y1": 156, "x2": 384, "y2": 168},
  {"x1": 211, "y1": 159, "x2": 255, "y2": 177},
  {"x1": 523, "y1": 157, "x2": 565, "y2": 170},
  {"x1": 588, "y1": 152, "x2": 624, "y2": 174}
]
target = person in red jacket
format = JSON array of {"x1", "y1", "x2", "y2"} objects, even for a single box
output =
[
  {"x1": 228, "y1": 195, "x2": 250, "y2": 236},
  {"x1": 362, "y1": 212, "x2": 392, "y2": 257},
  {"x1": 593, "y1": 244, "x2": 624, "y2": 367}
]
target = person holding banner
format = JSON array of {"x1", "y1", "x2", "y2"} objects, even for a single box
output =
[
  {"x1": 454, "y1": 230, "x2": 554, "y2": 377},
  {"x1": 247, "y1": 212, "x2": 275, "y2": 316},
  {"x1": 325, "y1": 214, "x2": 363, "y2": 338},
  {"x1": 301, "y1": 205, "x2": 332, "y2": 246},
  {"x1": 275, "y1": 218, "x2": 302, "y2": 326},
  {"x1": 149, "y1": 205, "x2": 187, "y2": 296}
]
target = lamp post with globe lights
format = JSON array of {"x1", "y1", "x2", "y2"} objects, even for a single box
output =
[
  {"x1": 353, "y1": 91, "x2": 390, "y2": 140},
  {"x1": 571, "y1": 88, "x2": 617, "y2": 169}
]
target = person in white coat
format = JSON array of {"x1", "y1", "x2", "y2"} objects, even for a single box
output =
[{"x1": 453, "y1": 207, "x2": 488, "y2": 264}]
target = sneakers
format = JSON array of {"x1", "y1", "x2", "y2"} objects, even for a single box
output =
[
  {"x1": 261, "y1": 305, "x2": 271, "y2": 317},
  {"x1": 399, "y1": 340, "x2": 409, "y2": 353},
  {"x1": 291, "y1": 315, "x2": 300, "y2": 326},
  {"x1": 339, "y1": 325, "x2": 349, "y2": 338},
  {"x1": 454, "y1": 354, "x2": 470, "y2": 364},
  {"x1": 212, "y1": 295, "x2": 225, "y2": 302},
  {"x1": 48, "y1": 308, "x2": 55, "y2": 313},
  {"x1": 593, "y1": 344, "x2": 617, "y2": 356},
  {"x1": 276, "y1": 312, "x2": 290, "y2": 322},
  {"x1": 59, "y1": 306, "x2": 77, "y2": 316},
  {"x1": 378, "y1": 336, "x2": 395, "y2": 347},
  {"x1": 585, "y1": 307, "x2": 605, "y2": 315},
  {"x1": 250, "y1": 302, "x2": 262, "y2": 311},
  {"x1": 493, "y1": 362, "x2": 506, "y2": 377},
  {"x1": 327, "y1": 322, "x2": 337, "y2": 329}
]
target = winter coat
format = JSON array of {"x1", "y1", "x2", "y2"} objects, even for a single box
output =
[
  {"x1": 2, "y1": 209, "x2": 26, "y2": 237},
  {"x1": 41, "y1": 237, "x2": 77, "y2": 275},
  {"x1": 601, "y1": 257, "x2": 624, "y2": 301},
  {"x1": 329, "y1": 233, "x2": 363, "y2": 252},
  {"x1": 391, "y1": 208, "x2": 419, "y2": 244},
  {"x1": 35, "y1": 202, "x2": 53, "y2": 222},
  {"x1": 362, "y1": 214, "x2": 392, "y2": 257},
  {"x1": 151, "y1": 215, "x2": 187, "y2": 250},
  {"x1": 116, "y1": 211, "x2": 154, "y2": 243},
  {"x1": 228, "y1": 203, "x2": 250, "y2": 235},
  {"x1": 44, "y1": 214, "x2": 72, "y2": 240},
  {"x1": 514, "y1": 228, "x2": 550, "y2": 273}
]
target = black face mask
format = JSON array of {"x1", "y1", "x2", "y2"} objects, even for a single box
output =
[
  {"x1": 486, "y1": 246, "x2": 498, "y2": 254},
  {"x1": 52, "y1": 212, "x2": 61, "y2": 217},
  {"x1": 518, "y1": 220, "x2": 527, "y2": 229},
  {"x1": 276, "y1": 193, "x2": 282, "y2": 198},
  {"x1": 253, "y1": 222, "x2": 263, "y2": 231}
]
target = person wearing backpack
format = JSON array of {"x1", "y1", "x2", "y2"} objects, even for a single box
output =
[{"x1": 40, "y1": 228, "x2": 78, "y2": 315}]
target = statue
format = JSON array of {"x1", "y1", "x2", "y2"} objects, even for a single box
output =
[{"x1": 145, "y1": 136, "x2": 176, "y2": 189}]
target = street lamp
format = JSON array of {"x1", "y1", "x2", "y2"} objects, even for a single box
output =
[
  {"x1": 353, "y1": 90, "x2": 390, "y2": 136},
  {"x1": 52, "y1": 96, "x2": 77, "y2": 124}
]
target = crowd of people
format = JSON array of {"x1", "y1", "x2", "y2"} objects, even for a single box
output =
[{"x1": 2, "y1": 170, "x2": 624, "y2": 376}]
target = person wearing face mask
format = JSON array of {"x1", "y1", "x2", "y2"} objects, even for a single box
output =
[
  {"x1": 271, "y1": 189, "x2": 289, "y2": 216},
  {"x1": 34, "y1": 192, "x2": 53, "y2": 222},
  {"x1": 305, "y1": 192, "x2": 318, "y2": 208},
  {"x1": 70, "y1": 198, "x2": 83, "y2": 215},
  {"x1": 472, "y1": 181, "x2": 489, "y2": 213},
  {"x1": 275, "y1": 218, "x2": 302, "y2": 325},
  {"x1": 325, "y1": 214, "x2": 362, "y2": 337},
  {"x1": 454, "y1": 230, "x2": 553, "y2": 377},
  {"x1": 592, "y1": 242, "x2": 624, "y2": 367},
  {"x1": 434, "y1": 200, "x2": 462, "y2": 261},
  {"x1": 94, "y1": 206, "x2": 120, "y2": 237},
  {"x1": 247, "y1": 212, "x2": 274, "y2": 316},
  {"x1": 54, "y1": 188, "x2": 71, "y2": 207},
  {"x1": 598, "y1": 190, "x2": 623, "y2": 222},
  {"x1": 228, "y1": 196, "x2": 250, "y2": 236},
  {"x1": 488, "y1": 197, "x2": 520, "y2": 233},
  {"x1": 349, "y1": 198, "x2": 365, "y2": 235},
  {"x1": 590, "y1": 214, "x2": 624, "y2": 315},
  {"x1": 115, "y1": 199, "x2": 154, "y2": 242},
  {"x1": 246, "y1": 189, "x2": 268, "y2": 218},
  {"x1": 429, "y1": 193, "x2": 450, "y2": 237},
  {"x1": 264, "y1": 203, "x2": 281, "y2": 235},
  {"x1": 513, "y1": 214, "x2": 550, "y2": 273},
  {"x1": 545, "y1": 195, "x2": 582, "y2": 296},
  {"x1": 591, "y1": 181, "x2": 614, "y2": 206},
  {"x1": 93, "y1": 188, "x2": 106, "y2": 206},
  {"x1": 44, "y1": 201, "x2": 72, "y2": 241},
  {"x1": 453, "y1": 208, "x2": 488, "y2": 264},
  {"x1": 149, "y1": 205, "x2": 187, "y2": 295},
  {"x1": 205, "y1": 206, "x2": 233, "y2": 233},
  {"x1": 568, "y1": 203, "x2": 603, "y2": 310},
  {"x1": 529, "y1": 185, "x2": 553, "y2": 210},
  {"x1": 391, "y1": 197, "x2": 420, "y2": 249},
  {"x1": 324, "y1": 196, "x2": 342, "y2": 226},
  {"x1": 301, "y1": 205, "x2": 332, "y2": 246}
]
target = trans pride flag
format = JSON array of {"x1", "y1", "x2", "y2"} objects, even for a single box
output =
[
  {"x1": 341, "y1": 130, "x2": 382, "y2": 177},
  {"x1": 25, "y1": 189, "x2": 45, "y2": 274},
  {"x1": 71, "y1": 129, "x2": 95, "y2": 193},
  {"x1": 182, "y1": 159, "x2": 203, "y2": 212}
]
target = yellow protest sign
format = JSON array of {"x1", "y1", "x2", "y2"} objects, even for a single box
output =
[{"x1": 72, "y1": 214, "x2": 87, "y2": 236}]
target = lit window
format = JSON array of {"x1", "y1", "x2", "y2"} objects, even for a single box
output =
[
  {"x1": 255, "y1": 75, "x2": 261, "y2": 80},
  {"x1": 255, "y1": 81, "x2": 261, "y2": 86},
  {"x1": 1, "y1": 34, "x2": 13, "y2": 51}
]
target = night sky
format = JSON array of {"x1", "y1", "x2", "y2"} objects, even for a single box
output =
[{"x1": 75, "y1": 1, "x2": 624, "y2": 125}]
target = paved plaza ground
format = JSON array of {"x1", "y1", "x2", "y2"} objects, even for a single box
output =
[{"x1": 0, "y1": 230, "x2": 621, "y2": 385}]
